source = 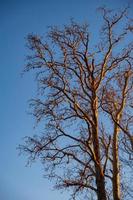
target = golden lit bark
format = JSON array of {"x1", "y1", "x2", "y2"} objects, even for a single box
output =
[
  {"x1": 112, "y1": 73, "x2": 129, "y2": 200},
  {"x1": 92, "y1": 94, "x2": 107, "y2": 200},
  {"x1": 112, "y1": 120, "x2": 121, "y2": 200}
]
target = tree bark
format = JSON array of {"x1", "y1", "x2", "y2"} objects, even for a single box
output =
[
  {"x1": 92, "y1": 126, "x2": 107, "y2": 200},
  {"x1": 92, "y1": 94, "x2": 107, "y2": 200},
  {"x1": 112, "y1": 75, "x2": 128, "y2": 200},
  {"x1": 112, "y1": 121, "x2": 121, "y2": 200}
]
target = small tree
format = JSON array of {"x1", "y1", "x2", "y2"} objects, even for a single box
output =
[{"x1": 20, "y1": 7, "x2": 133, "y2": 200}]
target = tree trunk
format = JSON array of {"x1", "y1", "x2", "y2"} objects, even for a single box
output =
[
  {"x1": 96, "y1": 170, "x2": 107, "y2": 200},
  {"x1": 92, "y1": 94, "x2": 107, "y2": 200},
  {"x1": 93, "y1": 128, "x2": 107, "y2": 200},
  {"x1": 112, "y1": 122, "x2": 121, "y2": 200}
]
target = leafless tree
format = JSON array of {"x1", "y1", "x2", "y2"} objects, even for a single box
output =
[{"x1": 20, "y1": 7, "x2": 133, "y2": 200}]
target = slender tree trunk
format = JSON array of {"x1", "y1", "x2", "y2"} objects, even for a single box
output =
[
  {"x1": 112, "y1": 74, "x2": 129, "y2": 200},
  {"x1": 112, "y1": 121, "x2": 121, "y2": 200},
  {"x1": 92, "y1": 94, "x2": 107, "y2": 200}
]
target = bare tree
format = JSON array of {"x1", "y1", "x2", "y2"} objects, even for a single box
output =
[{"x1": 20, "y1": 7, "x2": 133, "y2": 200}]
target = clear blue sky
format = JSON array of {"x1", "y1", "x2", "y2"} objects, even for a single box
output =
[{"x1": 0, "y1": 0, "x2": 132, "y2": 200}]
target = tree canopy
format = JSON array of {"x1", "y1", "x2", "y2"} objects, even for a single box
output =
[{"x1": 20, "y1": 7, "x2": 133, "y2": 200}]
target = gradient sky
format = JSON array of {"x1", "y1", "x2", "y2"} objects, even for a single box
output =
[{"x1": 0, "y1": 0, "x2": 132, "y2": 200}]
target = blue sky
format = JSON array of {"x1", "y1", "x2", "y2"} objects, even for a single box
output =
[{"x1": 0, "y1": 0, "x2": 132, "y2": 200}]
